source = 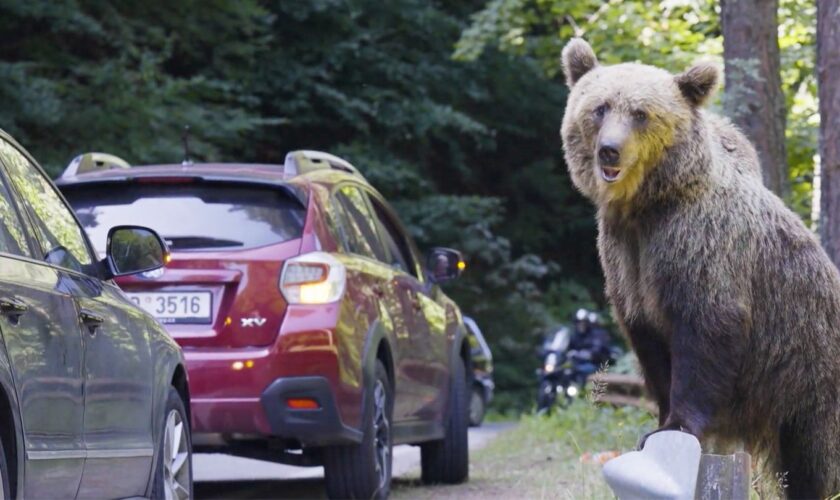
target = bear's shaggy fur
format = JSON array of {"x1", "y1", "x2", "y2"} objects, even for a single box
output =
[{"x1": 560, "y1": 38, "x2": 840, "y2": 498}]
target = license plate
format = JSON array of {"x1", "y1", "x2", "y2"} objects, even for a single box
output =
[{"x1": 126, "y1": 291, "x2": 213, "y2": 324}]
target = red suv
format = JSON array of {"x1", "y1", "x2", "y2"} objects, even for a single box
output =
[{"x1": 58, "y1": 150, "x2": 470, "y2": 498}]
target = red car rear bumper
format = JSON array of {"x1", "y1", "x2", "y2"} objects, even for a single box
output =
[{"x1": 184, "y1": 303, "x2": 364, "y2": 444}]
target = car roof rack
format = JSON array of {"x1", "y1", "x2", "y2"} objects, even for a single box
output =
[
  {"x1": 283, "y1": 150, "x2": 361, "y2": 177},
  {"x1": 61, "y1": 152, "x2": 131, "y2": 179}
]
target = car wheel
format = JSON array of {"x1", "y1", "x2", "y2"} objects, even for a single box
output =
[
  {"x1": 0, "y1": 434, "x2": 9, "y2": 500},
  {"x1": 420, "y1": 355, "x2": 469, "y2": 484},
  {"x1": 151, "y1": 387, "x2": 193, "y2": 500},
  {"x1": 324, "y1": 360, "x2": 393, "y2": 500},
  {"x1": 468, "y1": 386, "x2": 486, "y2": 427}
]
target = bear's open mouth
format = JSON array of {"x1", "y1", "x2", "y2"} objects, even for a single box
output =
[{"x1": 600, "y1": 166, "x2": 621, "y2": 182}]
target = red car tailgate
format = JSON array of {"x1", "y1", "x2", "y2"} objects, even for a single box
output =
[{"x1": 116, "y1": 238, "x2": 302, "y2": 348}]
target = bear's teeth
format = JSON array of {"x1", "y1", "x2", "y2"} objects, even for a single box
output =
[{"x1": 601, "y1": 167, "x2": 621, "y2": 181}]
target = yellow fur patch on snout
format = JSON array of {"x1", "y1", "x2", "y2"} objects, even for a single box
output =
[{"x1": 595, "y1": 118, "x2": 676, "y2": 205}]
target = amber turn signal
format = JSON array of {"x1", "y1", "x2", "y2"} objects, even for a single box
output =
[{"x1": 286, "y1": 398, "x2": 320, "y2": 410}]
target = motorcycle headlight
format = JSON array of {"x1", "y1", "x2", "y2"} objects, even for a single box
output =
[{"x1": 544, "y1": 353, "x2": 558, "y2": 373}]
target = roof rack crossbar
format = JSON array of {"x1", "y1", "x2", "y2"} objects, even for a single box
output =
[
  {"x1": 61, "y1": 152, "x2": 131, "y2": 179},
  {"x1": 283, "y1": 150, "x2": 361, "y2": 177}
]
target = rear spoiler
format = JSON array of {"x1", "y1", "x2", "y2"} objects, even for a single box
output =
[{"x1": 57, "y1": 169, "x2": 310, "y2": 208}]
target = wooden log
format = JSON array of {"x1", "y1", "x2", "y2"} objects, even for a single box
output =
[
  {"x1": 592, "y1": 373, "x2": 645, "y2": 390},
  {"x1": 596, "y1": 394, "x2": 658, "y2": 414},
  {"x1": 694, "y1": 452, "x2": 751, "y2": 500}
]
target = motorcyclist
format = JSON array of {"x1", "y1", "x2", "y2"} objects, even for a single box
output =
[{"x1": 569, "y1": 309, "x2": 613, "y2": 368}]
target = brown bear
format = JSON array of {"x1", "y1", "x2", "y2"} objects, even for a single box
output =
[{"x1": 560, "y1": 38, "x2": 840, "y2": 498}]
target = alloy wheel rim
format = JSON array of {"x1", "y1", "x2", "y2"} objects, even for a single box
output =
[
  {"x1": 163, "y1": 409, "x2": 191, "y2": 500},
  {"x1": 373, "y1": 379, "x2": 391, "y2": 489}
]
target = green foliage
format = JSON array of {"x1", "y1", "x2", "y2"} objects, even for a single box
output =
[
  {"x1": 0, "y1": 0, "x2": 601, "y2": 410},
  {"x1": 455, "y1": 0, "x2": 720, "y2": 75},
  {"x1": 0, "y1": 0, "x2": 270, "y2": 172},
  {"x1": 534, "y1": 399, "x2": 654, "y2": 454}
]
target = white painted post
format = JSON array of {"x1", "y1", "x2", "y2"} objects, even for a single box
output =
[
  {"x1": 602, "y1": 432, "x2": 751, "y2": 500},
  {"x1": 602, "y1": 431, "x2": 701, "y2": 500}
]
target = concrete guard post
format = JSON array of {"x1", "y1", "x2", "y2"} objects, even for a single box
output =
[
  {"x1": 602, "y1": 431, "x2": 751, "y2": 500},
  {"x1": 694, "y1": 452, "x2": 751, "y2": 500}
]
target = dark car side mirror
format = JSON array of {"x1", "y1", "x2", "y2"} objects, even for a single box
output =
[
  {"x1": 105, "y1": 225, "x2": 169, "y2": 278},
  {"x1": 427, "y1": 247, "x2": 465, "y2": 284}
]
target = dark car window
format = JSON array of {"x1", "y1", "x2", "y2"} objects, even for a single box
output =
[
  {"x1": 333, "y1": 185, "x2": 388, "y2": 262},
  {"x1": 368, "y1": 195, "x2": 420, "y2": 279},
  {"x1": 0, "y1": 169, "x2": 32, "y2": 258},
  {"x1": 63, "y1": 183, "x2": 306, "y2": 254},
  {"x1": 0, "y1": 139, "x2": 92, "y2": 272}
]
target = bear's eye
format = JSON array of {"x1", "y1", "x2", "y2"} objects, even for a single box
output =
[
  {"x1": 593, "y1": 104, "x2": 608, "y2": 119},
  {"x1": 632, "y1": 110, "x2": 648, "y2": 124}
]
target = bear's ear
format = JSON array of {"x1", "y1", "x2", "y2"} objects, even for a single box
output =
[
  {"x1": 675, "y1": 62, "x2": 720, "y2": 107},
  {"x1": 561, "y1": 38, "x2": 598, "y2": 87}
]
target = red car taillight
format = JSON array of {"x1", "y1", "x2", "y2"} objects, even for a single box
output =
[{"x1": 279, "y1": 252, "x2": 346, "y2": 304}]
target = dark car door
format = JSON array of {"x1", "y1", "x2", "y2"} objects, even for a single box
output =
[
  {"x1": 0, "y1": 139, "x2": 155, "y2": 497},
  {"x1": 365, "y1": 193, "x2": 449, "y2": 421},
  {"x1": 0, "y1": 138, "x2": 86, "y2": 498},
  {"x1": 72, "y1": 282, "x2": 156, "y2": 497}
]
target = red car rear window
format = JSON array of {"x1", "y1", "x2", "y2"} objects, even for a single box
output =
[{"x1": 64, "y1": 182, "x2": 306, "y2": 253}]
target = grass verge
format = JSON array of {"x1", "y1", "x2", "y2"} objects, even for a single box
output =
[{"x1": 393, "y1": 400, "x2": 655, "y2": 499}]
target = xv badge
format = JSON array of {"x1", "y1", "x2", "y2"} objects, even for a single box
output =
[{"x1": 241, "y1": 316, "x2": 267, "y2": 327}]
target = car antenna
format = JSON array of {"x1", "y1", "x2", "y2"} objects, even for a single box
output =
[{"x1": 181, "y1": 125, "x2": 193, "y2": 166}]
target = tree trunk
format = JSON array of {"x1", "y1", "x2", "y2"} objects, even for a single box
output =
[
  {"x1": 720, "y1": 0, "x2": 788, "y2": 197},
  {"x1": 818, "y1": 0, "x2": 840, "y2": 266}
]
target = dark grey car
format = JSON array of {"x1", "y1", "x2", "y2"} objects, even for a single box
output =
[
  {"x1": 0, "y1": 130, "x2": 192, "y2": 499},
  {"x1": 464, "y1": 316, "x2": 493, "y2": 427}
]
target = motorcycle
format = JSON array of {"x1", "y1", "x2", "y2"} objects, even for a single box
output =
[{"x1": 536, "y1": 327, "x2": 619, "y2": 412}]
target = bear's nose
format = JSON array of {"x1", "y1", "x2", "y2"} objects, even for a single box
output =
[{"x1": 598, "y1": 145, "x2": 620, "y2": 166}]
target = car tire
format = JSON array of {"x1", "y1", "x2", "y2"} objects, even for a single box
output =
[
  {"x1": 324, "y1": 360, "x2": 393, "y2": 500},
  {"x1": 468, "y1": 386, "x2": 486, "y2": 427},
  {"x1": 151, "y1": 387, "x2": 193, "y2": 500},
  {"x1": 420, "y1": 355, "x2": 469, "y2": 484},
  {"x1": 0, "y1": 434, "x2": 9, "y2": 500}
]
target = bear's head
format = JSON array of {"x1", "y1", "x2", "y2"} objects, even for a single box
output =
[{"x1": 560, "y1": 38, "x2": 719, "y2": 205}]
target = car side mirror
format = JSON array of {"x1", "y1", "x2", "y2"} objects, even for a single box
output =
[
  {"x1": 105, "y1": 225, "x2": 169, "y2": 278},
  {"x1": 427, "y1": 247, "x2": 465, "y2": 284}
]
